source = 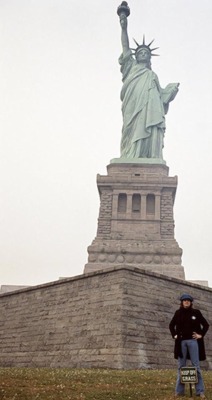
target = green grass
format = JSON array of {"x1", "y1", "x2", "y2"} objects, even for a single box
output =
[{"x1": 0, "y1": 368, "x2": 211, "y2": 399}]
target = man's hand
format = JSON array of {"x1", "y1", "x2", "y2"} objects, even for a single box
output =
[{"x1": 192, "y1": 332, "x2": 202, "y2": 340}]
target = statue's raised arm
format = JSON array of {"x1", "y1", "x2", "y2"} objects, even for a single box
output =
[
  {"x1": 117, "y1": 2, "x2": 130, "y2": 55},
  {"x1": 117, "y1": 2, "x2": 179, "y2": 162}
]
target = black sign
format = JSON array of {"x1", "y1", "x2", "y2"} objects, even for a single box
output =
[{"x1": 180, "y1": 367, "x2": 198, "y2": 383}]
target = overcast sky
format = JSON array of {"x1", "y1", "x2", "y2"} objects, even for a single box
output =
[{"x1": 0, "y1": 0, "x2": 212, "y2": 288}]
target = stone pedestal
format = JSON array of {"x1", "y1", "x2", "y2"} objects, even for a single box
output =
[{"x1": 84, "y1": 162, "x2": 185, "y2": 280}]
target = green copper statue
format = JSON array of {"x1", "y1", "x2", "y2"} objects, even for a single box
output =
[{"x1": 117, "y1": 2, "x2": 179, "y2": 160}]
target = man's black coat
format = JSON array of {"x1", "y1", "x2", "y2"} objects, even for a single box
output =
[{"x1": 169, "y1": 307, "x2": 209, "y2": 360}]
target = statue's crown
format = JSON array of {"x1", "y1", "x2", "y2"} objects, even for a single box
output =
[{"x1": 131, "y1": 35, "x2": 159, "y2": 57}]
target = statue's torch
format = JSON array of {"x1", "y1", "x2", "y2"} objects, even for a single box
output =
[{"x1": 117, "y1": 1, "x2": 130, "y2": 19}]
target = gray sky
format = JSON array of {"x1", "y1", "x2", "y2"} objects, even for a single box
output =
[{"x1": 0, "y1": 0, "x2": 212, "y2": 288}]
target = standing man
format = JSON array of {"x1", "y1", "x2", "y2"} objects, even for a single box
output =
[{"x1": 169, "y1": 294, "x2": 209, "y2": 398}]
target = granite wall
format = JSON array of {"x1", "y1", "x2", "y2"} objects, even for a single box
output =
[{"x1": 0, "y1": 266, "x2": 211, "y2": 369}]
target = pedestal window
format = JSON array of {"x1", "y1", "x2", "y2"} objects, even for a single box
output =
[
  {"x1": 118, "y1": 193, "x2": 127, "y2": 213},
  {"x1": 132, "y1": 194, "x2": 141, "y2": 213},
  {"x1": 146, "y1": 194, "x2": 155, "y2": 216}
]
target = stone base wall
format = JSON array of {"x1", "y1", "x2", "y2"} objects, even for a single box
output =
[
  {"x1": 85, "y1": 262, "x2": 185, "y2": 281},
  {"x1": 0, "y1": 266, "x2": 211, "y2": 369},
  {"x1": 85, "y1": 163, "x2": 185, "y2": 280}
]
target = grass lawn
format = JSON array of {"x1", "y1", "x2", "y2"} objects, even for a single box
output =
[{"x1": 0, "y1": 368, "x2": 211, "y2": 400}]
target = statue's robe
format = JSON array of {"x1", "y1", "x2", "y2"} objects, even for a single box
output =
[{"x1": 119, "y1": 50, "x2": 178, "y2": 158}]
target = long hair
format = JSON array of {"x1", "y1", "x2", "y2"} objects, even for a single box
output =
[{"x1": 180, "y1": 301, "x2": 193, "y2": 308}]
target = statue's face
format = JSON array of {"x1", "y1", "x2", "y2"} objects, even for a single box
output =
[{"x1": 136, "y1": 48, "x2": 151, "y2": 63}]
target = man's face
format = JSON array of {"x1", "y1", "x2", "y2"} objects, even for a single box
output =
[
  {"x1": 182, "y1": 299, "x2": 191, "y2": 308},
  {"x1": 136, "y1": 48, "x2": 151, "y2": 63}
]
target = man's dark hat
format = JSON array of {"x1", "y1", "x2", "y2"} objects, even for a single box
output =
[{"x1": 180, "y1": 293, "x2": 194, "y2": 302}]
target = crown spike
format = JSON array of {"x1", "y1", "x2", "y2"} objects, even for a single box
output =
[
  {"x1": 133, "y1": 36, "x2": 160, "y2": 57},
  {"x1": 133, "y1": 38, "x2": 140, "y2": 47},
  {"x1": 148, "y1": 39, "x2": 155, "y2": 47}
]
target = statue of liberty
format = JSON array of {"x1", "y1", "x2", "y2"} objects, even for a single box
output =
[{"x1": 117, "y1": 2, "x2": 179, "y2": 160}]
